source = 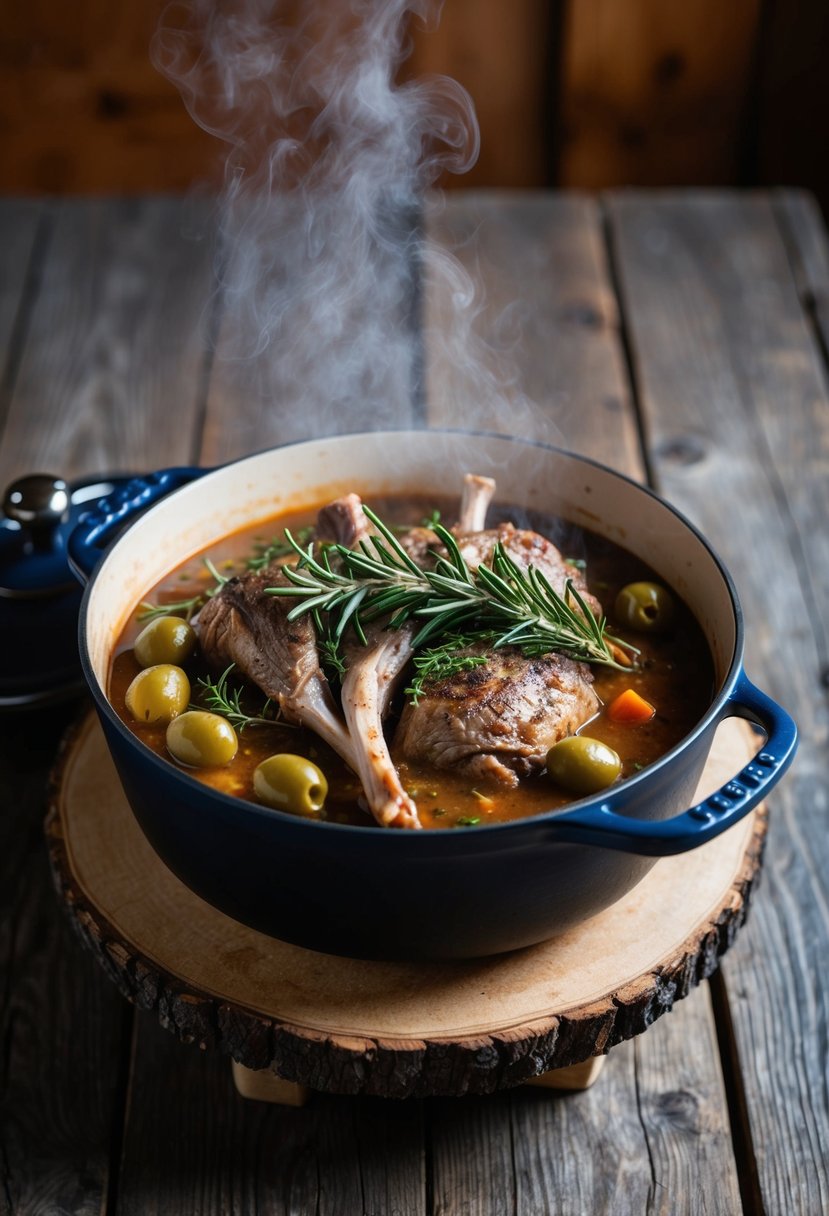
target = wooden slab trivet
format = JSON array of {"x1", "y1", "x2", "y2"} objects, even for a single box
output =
[{"x1": 46, "y1": 713, "x2": 766, "y2": 1102}]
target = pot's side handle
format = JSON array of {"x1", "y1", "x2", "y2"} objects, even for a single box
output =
[
  {"x1": 67, "y1": 467, "x2": 209, "y2": 583},
  {"x1": 551, "y1": 673, "x2": 797, "y2": 856}
]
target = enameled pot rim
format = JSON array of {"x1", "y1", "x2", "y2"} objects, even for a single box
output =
[{"x1": 77, "y1": 428, "x2": 746, "y2": 842}]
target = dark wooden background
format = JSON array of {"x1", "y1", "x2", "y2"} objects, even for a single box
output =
[{"x1": 1, "y1": 0, "x2": 828, "y2": 209}]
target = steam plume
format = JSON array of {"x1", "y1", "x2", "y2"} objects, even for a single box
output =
[{"x1": 153, "y1": 0, "x2": 536, "y2": 442}]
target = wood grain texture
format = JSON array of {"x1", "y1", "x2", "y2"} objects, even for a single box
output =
[
  {"x1": 633, "y1": 984, "x2": 742, "y2": 1214},
  {"x1": 115, "y1": 1016, "x2": 426, "y2": 1216},
  {"x1": 607, "y1": 188, "x2": 829, "y2": 1215},
  {"x1": 406, "y1": 0, "x2": 553, "y2": 189},
  {"x1": 558, "y1": 0, "x2": 761, "y2": 189},
  {"x1": 0, "y1": 706, "x2": 127, "y2": 1216},
  {"x1": 0, "y1": 1, "x2": 549, "y2": 196},
  {"x1": 774, "y1": 189, "x2": 829, "y2": 365},
  {"x1": 0, "y1": 199, "x2": 213, "y2": 1213},
  {"x1": 0, "y1": 200, "x2": 47, "y2": 408},
  {"x1": 199, "y1": 195, "x2": 422, "y2": 463},
  {"x1": 422, "y1": 192, "x2": 639, "y2": 472},
  {"x1": 0, "y1": 196, "x2": 214, "y2": 488},
  {"x1": 511, "y1": 1041, "x2": 652, "y2": 1214},
  {"x1": 0, "y1": 0, "x2": 221, "y2": 194}
]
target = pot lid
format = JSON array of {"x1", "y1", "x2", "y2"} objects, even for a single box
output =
[{"x1": 0, "y1": 473, "x2": 130, "y2": 709}]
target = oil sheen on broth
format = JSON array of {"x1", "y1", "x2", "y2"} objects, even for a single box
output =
[{"x1": 109, "y1": 496, "x2": 714, "y2": 829}]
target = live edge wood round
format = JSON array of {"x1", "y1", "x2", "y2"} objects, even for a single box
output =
[{"x1": 45, "y1": 712, "x2": 766, "y2": 1100}]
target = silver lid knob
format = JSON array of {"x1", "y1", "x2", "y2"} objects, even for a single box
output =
[{"x1": 3, "y1": 475, "x2": 70, "y2": 535}]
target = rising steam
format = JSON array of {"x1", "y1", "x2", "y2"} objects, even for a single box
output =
[{"x1": 153, "y1": 0, "x2": 535, "y2": 442}]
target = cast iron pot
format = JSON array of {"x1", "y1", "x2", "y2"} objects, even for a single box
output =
[{"x1": 67, "y1": 431, "x2": 797, "y2": 960}]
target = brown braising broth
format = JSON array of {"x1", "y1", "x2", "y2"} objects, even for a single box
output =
[{"x1": 109, "y1": 496, "x2": 714, "y2": 829}]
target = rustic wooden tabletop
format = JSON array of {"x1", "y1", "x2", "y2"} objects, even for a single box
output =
[{"x1": 1, "y1": 189, "x2": 827, "y2": 1215}]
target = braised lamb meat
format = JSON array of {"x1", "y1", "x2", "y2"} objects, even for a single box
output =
[
  {"x1": 197, "y1": 565, "x2": 359, "y2": 771},
  {"x1": 394, "y1": 645, "x2": 598, "y2": 786},
  {"x1": 394, "y1": 506, "x2": 601, "y2": 787}
]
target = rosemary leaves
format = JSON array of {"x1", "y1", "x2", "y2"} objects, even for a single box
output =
[{"x1": 266, "y1": 508, "x2": 632, "y2": 672}]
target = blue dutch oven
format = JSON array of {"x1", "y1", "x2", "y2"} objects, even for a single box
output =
[{"x1": 63, "y1": 431, "x2": 796, "y2": 960}]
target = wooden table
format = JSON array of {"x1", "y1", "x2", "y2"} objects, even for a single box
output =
[{"x1": 1, "y1": 190, "x2": 827, "y2": 1214}]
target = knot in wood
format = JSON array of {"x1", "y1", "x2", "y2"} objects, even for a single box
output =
[
  {"x1": 653, "y1": 1088, "x2": 701, "y2": 1131},
  {"x1": 656, "y1": 435, "x2": 709, "y2": 467}
]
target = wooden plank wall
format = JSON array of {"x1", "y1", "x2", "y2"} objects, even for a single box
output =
[
  {"x1": 1, "y1": 1, "x2": 826, "y2": 206},
  {"x1": 557, "y1": 0, "x2": 761, "y2": 188}
]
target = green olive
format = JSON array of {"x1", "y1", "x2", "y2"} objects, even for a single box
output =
[
  {"x1": 125, "y1": 664, "x2": 190, "y2": 724},
  {"x1": 134, "y1": 616, "x2": 197, "y2": 668},
  {"x1": 166, "y1": 711, "x2": 238, "y2": 768},
  {"x1": 614, "y1": 581, "x2": 675, "y2": 632},
  {"x1": 546, "y1": 736, "x2": 622, "y2": 795},
  {"x1": 253, "y1": 754, "x2": 329, "y2": 817}
]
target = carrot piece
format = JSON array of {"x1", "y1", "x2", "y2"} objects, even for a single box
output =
[{"x1": 607, "y1": 688, "x2": 655, "y2": 724}]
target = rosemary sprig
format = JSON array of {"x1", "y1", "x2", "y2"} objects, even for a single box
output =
[
  {"x1": 267, "y1": 507, "x2": 633, "y2": 670},
  {"x1": 137, "y1": 559, "x2": 230, "y2": 623},
  {"x1": 192, "y1": 663, "x2": 289, "y2": 732}
]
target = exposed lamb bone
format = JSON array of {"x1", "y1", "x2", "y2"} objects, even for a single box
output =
[
  {"x1": 457, "y1": 474, "x2": 496, "y2": 533},
  {"x1": 341, "y1": 624, "x2": 421, "y2": 829},
  {"x1": 322, "y1": 493, "x2": 421, "y2": 829}
]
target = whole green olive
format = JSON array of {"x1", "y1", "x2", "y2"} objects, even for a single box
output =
[
  {"x1": 134, "y1": 616, "x2": 197, "y2": 668},
  {"x1": 166, "y1": 711, "x2": 238, "y2": 768},
  {"x1": 614, "y1": 581, "x2": 675, "y2": 632},
  {"x1": 253, "y1": 754, "x2": 329, "y2": 816},
  {"x1": 546, "y1": 736, "x2": 622, "y2": 795},
  {"x1": 125, "y1": 664, "x2": 190, "y2": 724}
]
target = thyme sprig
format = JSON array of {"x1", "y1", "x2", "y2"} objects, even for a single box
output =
[
  {"x1": 137, "y1": 559, "x2": 229, "y2": 622},
  {"x1": 267, "y1": 507, "x2": 633, "y2": 670},
  {"x1": 191, "y1": 663, "x2": 290, "y2": 732},
  {"x1": 405, "y1": 633, "x2": 493, "y2": 705}
]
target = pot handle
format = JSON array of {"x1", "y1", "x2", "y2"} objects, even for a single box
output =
[
  {"x1": 551, "y1": 672, "x2": 797, "y2": 856},
  {"x1": 67, "y1": 467, "x2": 208, "y2": 582}
]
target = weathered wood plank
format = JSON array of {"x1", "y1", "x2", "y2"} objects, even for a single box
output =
[
  {"x1": 0, "y1": 706, "x2": 128, "y2": 1216},
  {"x1": 508, "y1": 988, "x2": 741, "y2": 1215},
  {"x1": 0, "y1": 200, "x2": 47, "y2": 412},
  {"x1": 774, "y1": 189, "x2": 829, "y2": 367},
  {"x1": 116, "y1": 1018, "x2": 426, "y2": 1216},
  {"x1": 0, "y1": 197, "x2": 214, "y2": 1213},
  {"x1": 423, "y1": 191, "x2": 742, "y2": 1215},
  {"x1": 0, "y1": 196, "x2": 214, "y2": 487},
  {"x1": 423, "y1": 191, "x2": 639, "y2": 471},
  {"x1": 200, "y1": 197, "x2": 423, "y2": 464},
  {"x1": 633, "y1": 984, "x2": 742, "y2": 1214},
  {"x1": 510, "y1": 1043, "x2": 651, "y2": 1215},
  {"x1": 429, "y1": 1092, "x2": 516, "y2": 1216},
  {"x1": 607, "y1": 189, "x2": 829, "y2": 1215}
]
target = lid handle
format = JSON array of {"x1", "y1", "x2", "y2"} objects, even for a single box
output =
[{"x1": 3, "y1": 475, "x2": 70, "y2": 552}]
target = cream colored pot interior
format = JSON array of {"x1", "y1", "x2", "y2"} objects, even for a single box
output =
[{"x1": 85, "y1": 432, "x2": 737, "y2": 695}]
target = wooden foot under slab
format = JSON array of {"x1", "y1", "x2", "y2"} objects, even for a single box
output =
[
  {"x1": 232, "y1": 1061, "x2": 311, "y2": 1106},
  {"x1": 232, "y1": 1054, "x2": 606, "y2": 1104},
  {"x1": 525, "y1": 1054, "x2": 605, "y2": 1091}
]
